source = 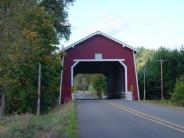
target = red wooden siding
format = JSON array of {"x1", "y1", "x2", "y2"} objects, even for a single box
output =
[{"x1": 61, "y1": 34, "x2": 139, "y2": 103}]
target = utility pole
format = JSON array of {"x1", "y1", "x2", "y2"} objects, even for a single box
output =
[
  {"x1": 143, "y1": 66, "x2": 146, "y2": 100},
  {"x1": 37, "y1": 63, "x2": 41, "y2": 116},
  {"x1": 152, "y1": 59, "x2": 167, "y2": 100}
]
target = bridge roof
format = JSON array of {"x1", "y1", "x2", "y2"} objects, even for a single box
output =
[{"x1": 62, "y1": 31, "x2": 137, "y2": 52}]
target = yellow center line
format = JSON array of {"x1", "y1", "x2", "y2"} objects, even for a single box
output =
[
  {"x1": 108, "y1": 101, "x2": 184, "y2": 130},
  {"x1": 105, "y1": 101, "x2": 184, "y2": 134}
]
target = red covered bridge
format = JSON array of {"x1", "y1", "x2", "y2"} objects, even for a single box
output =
[{"x1": 60, "y1": 31, "x2": 140, "y2": 103}]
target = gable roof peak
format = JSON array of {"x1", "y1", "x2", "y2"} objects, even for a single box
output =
[{"x1": 62, "y1": 31, "x2": 137, "y2": 52}]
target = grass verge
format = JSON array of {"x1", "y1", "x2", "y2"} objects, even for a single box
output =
[
  {"x1": 143, "y1": 99, "x2": 184, "y2": 110},
  {"x1": 0, "y1": 102, "x2": 79, "y2": 138}
]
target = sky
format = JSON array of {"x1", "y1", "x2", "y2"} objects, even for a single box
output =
[{"x1": 61, "y1": 0, "x2": 184, "y2": 49}]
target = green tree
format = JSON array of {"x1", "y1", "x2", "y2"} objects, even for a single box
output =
[
  {"x1": 92, "y1": 75, "x2": 107, "y2": 99},
  {"x1": 136, "y1": 47, "x2": 155, "y2": 71},
  {"x1": 0, "y1": 0, "x2": 74, "y2": 115},
  {"x1": 39, "y1": 0, "x2": 74, "y2": 40},
  {"x1": 137, "y1": 46, "x2": 184, "y2": 101},
  {"x1": 171, "y1": 75, "x2": 184, "y2": 106}
]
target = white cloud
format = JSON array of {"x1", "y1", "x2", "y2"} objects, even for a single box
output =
[{"x1": 85, "y1": 15, "x2": 132, "y2": 36}]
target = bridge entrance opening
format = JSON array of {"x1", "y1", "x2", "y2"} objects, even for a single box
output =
[
  {"x1": 72, "y1": 61, "x2": 126, "y2": 99},
  {"x1": 73, "y1": 74, "x2": 107, "y2": 100}
]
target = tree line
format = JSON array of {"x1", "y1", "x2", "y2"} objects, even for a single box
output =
[
  {"x1": 137, "y1": 47, "x2": 184, "y2": 105},
  {"x1": 0, "y1": 0, "x2": 74, "y2": 117}
]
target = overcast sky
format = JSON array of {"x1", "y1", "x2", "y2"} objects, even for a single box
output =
[{"x1": 61, "y1": 0, "x2": 184, "y2": 49}]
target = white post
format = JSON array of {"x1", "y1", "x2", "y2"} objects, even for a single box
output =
[
  {"x1": 59, "y1": 56, "x2": 64, "y2": 106},
  {"x1": 37, "y1": 63, "x2": 41, "y2": 116}
]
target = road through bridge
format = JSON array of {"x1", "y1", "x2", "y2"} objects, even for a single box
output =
[{"x1": 76, "y1": 100, "x2": 184, "y2": 138}]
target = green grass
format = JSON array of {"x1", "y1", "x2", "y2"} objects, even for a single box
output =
[
  {"x1": 146, "y1": 99, "x2": 172, "y2": 105},
  {"x1": 143, "y1": 99, "x2": 184, "y2": 109},
  {"x1": 0, "y1": 102, "x2": 79, "y2": 138}
]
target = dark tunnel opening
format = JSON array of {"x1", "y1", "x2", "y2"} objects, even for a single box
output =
[{"x1": 73, "y1": 61, "x2": 125, "y2": 99}]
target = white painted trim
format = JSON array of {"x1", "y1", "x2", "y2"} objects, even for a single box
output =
[
  {"x1": 118, "y1": 61, "x2": 128, "y2": 93},
  {"x1": 71, "y1": 61, "x2": 79, "y2": 87},
  {"x1": 73, "y1": 59, "x2": 125, "y2": 62},
  {"x1": 62, "y1": 31, "x2": 137, "y2": 52},
  {"x1": 95, "y1": 53, "x2": 102, "y2": 60},
  {"x1": 133, "y1": 52, "x2": 140, "y2": 101},
  {"x1": 70, "y1": 59, "x2": 128, "y2": 95},
  {"x1": 125, "y1": 91, "x2": 133, "y2": 101}
]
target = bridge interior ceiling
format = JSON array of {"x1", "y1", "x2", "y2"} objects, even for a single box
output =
[{"x1": 74, "y1": 61, "x2": 125, "y2": 99}]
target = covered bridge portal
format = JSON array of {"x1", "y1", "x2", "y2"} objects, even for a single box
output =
[
  {"x1": 60, "y1": 31, "x2": 140, "y2": 103},
  {"x1": 74, "y1": 61, "x2": 126, "y2": 99}
]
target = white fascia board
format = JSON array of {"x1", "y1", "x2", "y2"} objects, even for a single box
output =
[
  {"x1": 73, "y1": 59, "x2": 125, "y2": 62},
  {"x1": 62, "y1": 31, "x2": 100, "y2": 51},
  {"x1": 62, "y1": 31, "x2": 137, "y2": 52}
]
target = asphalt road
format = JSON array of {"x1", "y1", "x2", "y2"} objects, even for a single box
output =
[{"x1": 76, "y1": 100, "x2": 184, "y2": 138}]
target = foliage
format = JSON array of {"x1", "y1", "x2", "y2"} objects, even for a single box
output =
[
  {"x1": 144, "y1": 99, "x2": 174, "y2": 107},
  {"x1": 0, "y1": 0, "x2": 74, "y2": 114},
  {"x1": 74, "y1": 74, "x2": 107, "y2": 95},
  {"x1": 0, "y1": 102, "x2": 79, "y2": 138},
  {"x1": 136, "y1": 47, "x2": 155, "y2": 71},
  {"x1": 88, "y1": 82, "x2": 95, "y2": 94},
  {"x1": 40, "y1": 0, "x2": 75, "y2": 40},
  {"x1": 137, "y1": 46, "x2": 184, "y2": 102},
  {"x1": 171, "y1": 75, "x2": 184, "y2": 106},
  {"x1": 74, "y1": 74, "x2": 89, "y2": 91},
  {"x1": 92, "y1": 75, "x2": 107, "y2": 94}
]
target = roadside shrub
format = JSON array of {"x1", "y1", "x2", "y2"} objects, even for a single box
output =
[
  {"x1": 170, "y1": 75, "x2": 184, "y2": 106},
  {"x1": 0, "y1": 102, "x2": 78, "y2": 138}
]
